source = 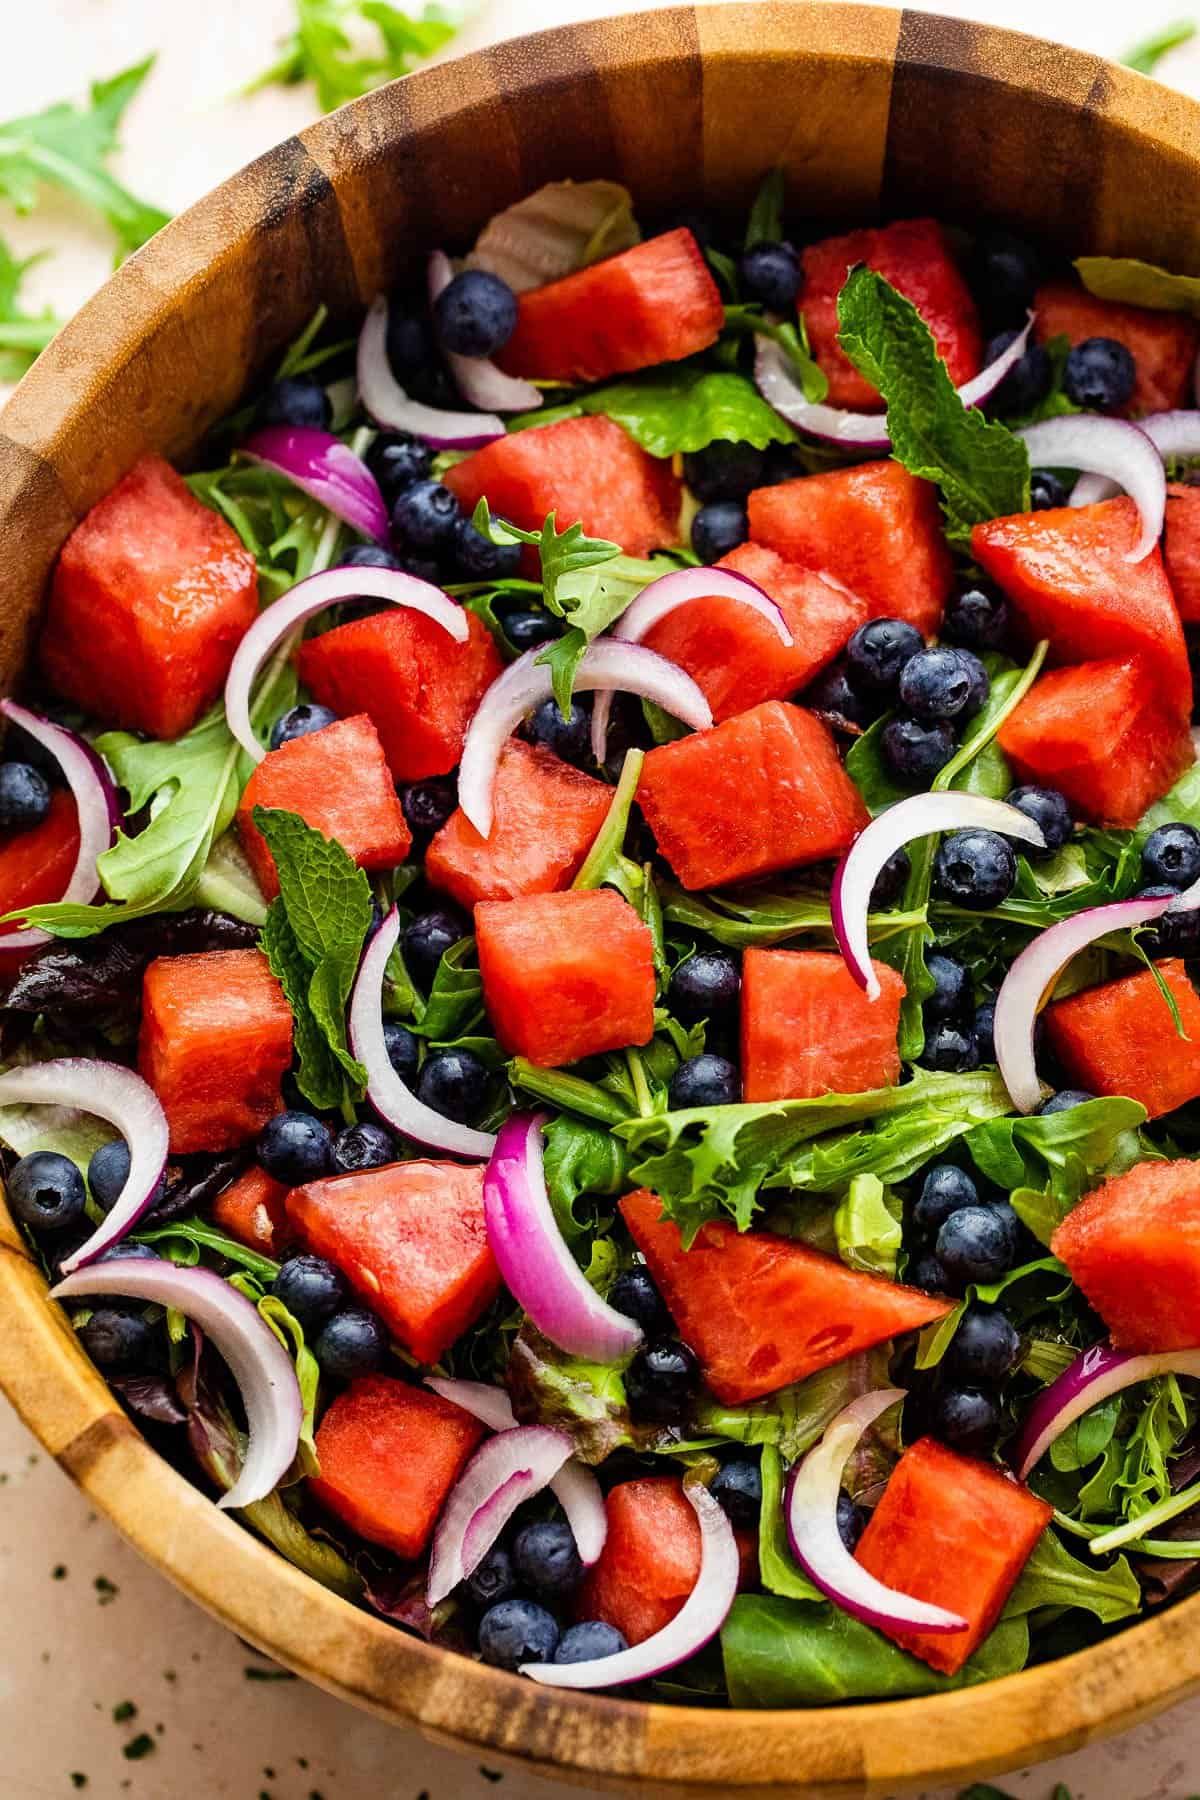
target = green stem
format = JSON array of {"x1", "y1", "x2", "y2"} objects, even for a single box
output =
[
  {"x1": 574, "y1": 748, "x2": 644, "y2": 890},
  {"x1": 932, "y1": 640, "x2": 1049, "y2": 793},
  {"x1": 509, "y1": 1059, "x2": 632, "y2": 1126},
  {"x1": 1088, "y1": 1474, "x2": 1200, "y2": 1556},
  {"x1": 625, "y1": 1048, "x2": 655, "y2": 1119}
]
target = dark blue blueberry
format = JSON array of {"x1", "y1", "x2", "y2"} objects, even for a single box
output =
[
  {"x1": 87, "y1": 1241, "x2": 162, "y2": 1306},
  {"x1": 942, "y1": 586, "x2": 1011, "y2": 653},
  {"x1": 989, "y1": 1201, "x2": 1023, "y2": 1265},
  {"x1": 913, "y1": 1164, "x2": 978, "y2": 1237},
  {"x1": 523, "y1": 695, "x2": 594, "y2": 770},
  {"x1": 1064, "y1": 337, "x2": 1136, "y2": 411},
  {"x1": 1030, "y1": 469, "x2": 1068, "y2": 511},
  {"x1": 918, "y1": 1022, "x2": 981, "y2": 1074},
  {"x1": 312, "y1": 1306, "x2": 389, "y2": 1379},
  {"x1": 331, "y1": 1121, "x2": 397, "y2": 1175},
  {"x1": 403, "y1": 907, "x2": 469, "y2": 987},
  {"x1": 881, "y1": 717, "x2": 957, "y2": 786},
  {"x1": 338, "y1": 542, "x2": 402, "y2": 571},
  {"x1": 478, "y1": 1598, "x2": 560, "y2": 1670},
  {"x1": 668, "y1": 1053, "x2": 741, "y2": 1108},
  {"x1": 451, "y1": 514, "x2": 522, "y2": 582},
  {"x1": 78, "y1": 1307, "x2": 157, "y2": 1370},
  {"x1": 925, "y1": 953, "x2": 972, "y2": 1025},
  {"x1": 499, "y1": 609, "x2": 563, "y2": 654},
  {"x1": 0, "y1": 762, "x2": 50, "y2": 831},
  {"x1": 804, "y1": 660, "x2": 881, "y2": 732},
  {"x1": 270, "y1": 1254, "x2": 346, "y2": 1333},
  {"x1": 385, "y1": 305, "x2": 438, "y2": 385},
  {"x1": 257, "y1": 375, "x2": 332, "y2": 431},
  {"x1": 1006, "y1": 785, "x2": 1074, "y2": 857},
  {"x1": 390, "y1": 479, "x2": 462, "y2": 554},
  {"x1": 398, "y1": 776, "x2": 457, "y2": 839},
  {"x1": 970, "y1": 230, "x2": 1041, "y2": 326},
  {"x1": 88, "y1": 1139, "x2": 134, "y2": 1212},
  {"x1": 933, "y1": 829, "x2": 1017, "y2": 908},
  {"x1": 910, "y1": 1251, "x2": 950, "y2": 1293},
  {"x1": 256, "y1": 1112, "x2": 334, "y2": 1185},
  {"x1": 513, "y1": 1519, "x2": 583, "y2": 1599},
  {"x1": 973, "y1": 998, "x2": 997, "y2": 1063},
  {"x1": 7, "y1": 1152, "x2": 87, "y2": 1234},
  {"x1": 682, "y1": 441, "x2": 768, "y2": 503},
  {"x1": 626, "y1": 1338, "x2": 701, "y2": 1423},
  {"x1": 433, "y1": 269, "x2": 518, "y2": 359},
  {"x1": 691, "y1": 500, "x2": 748, "y2": 564},
  {"x1": 609, "y1": 1266, "x2": 673, "y2": 1338},
  {"x1": 416, "y1": 1048, "x2": 489, "y2": 1124},
  {"x1": 845, "y1": 618, "x2": 924, "y2": 696},
  {"x1": 1036, "y1": 1088, "x2": 1096, "y2": 1115},
  {"x1": 982, "y1": 330, "x2": 1052, "y2": 416},
  {"x1": 836, "y1": 1492, "x2": 866, "y2": 1554},
  {"x1": 1136, "y1": 885, "x2": 1200, "y2": 955},
  {"x1": 268, "y1": 703, "x2": 339, "y2": 751},
  {"x1": 466, "y1": 1542, "x2": 517, "y2": 1607},
  {"x1": 935, "y1": 1205, "x2": 1015, "y2": 1288},
  {"x1": 931, "y1": 1385, "x2": 1002, "y2": 1455},
  {"x1": 365, "y1": 432, "x2": 432, "y2": 507},
  {"x1": 898, "y1": 647, "x2": 977, "y2": 721},
  {"x1": 394, "y1": 550, "x2": 443, "y2": 584},
  {"x1": 668, "y1": 951, "x2": 741, "y2": 1025},
  {"x1": 739, "y1": 240, "x2": 801, "y2": 311},
  {"x1": 1142, "y1": 822, "x2": 1200, "y2": 890},
  {"x1": 553, "y1": 1620, "x2": 628, "y2": 1665},
  {"x1": 871, "y1": 846, "x2": 912, "y2": 910},
  {"x1": 711, "y1": 1459, "x2": 762, "y2": 1526},
  {"x1": 956, "y1": 649, "x2": 990, "y2": 716},
  {"x1": 946, "y1": 1304, "x2": 1021, "y2": 1384},
  {"x1": 383, "y1": 1020, "x2": 421, "y2": 1084}
]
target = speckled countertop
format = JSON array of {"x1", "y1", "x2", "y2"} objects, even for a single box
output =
[{"x1": 7, "y1": 2, "x2": 1200, "y2": 1795}]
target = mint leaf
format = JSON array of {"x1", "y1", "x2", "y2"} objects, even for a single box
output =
[
  {"x1": 1122, "y1": 19, "x2": 1197, "y2": 75},
  {"x1": 0, "y1": 238, "x2": 61, "y2": 380},
  {"x1": 243, "y1": 0, "x2": 459, "y2": 112},
  {"x1": 1075, "y1": 252, "x2": 1200, "y2": 318},
  {"x1": 836, "y1": 265, "x2": 1029, "y2": 542},
  {"x1": 745, "y1": 168, "x2": 785, "y2": 249}
]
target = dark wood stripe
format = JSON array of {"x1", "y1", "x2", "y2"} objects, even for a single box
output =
[
  {"x1": 57, "y1": 1410, "x2": 138, "y2": 1484},
  {"x1": 0, "y1": 435, "x2": 75, "y2": 693}
]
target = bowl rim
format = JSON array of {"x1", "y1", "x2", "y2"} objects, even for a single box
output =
[{"x1": 5, "y1": 4, "x2": 1200, "y2": 1792}]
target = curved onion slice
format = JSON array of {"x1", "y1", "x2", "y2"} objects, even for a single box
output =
[
  {"x1": 484, "y1": 1114, "x2": 643, "y2": 1362},
  {"x1": 0, "y1": 701, "x2": 119, "y2": 953},
  {"x1": 426, "y1": 1423, "x2": 573, "y2": 1606},
  {"x1": 223, "y1": 563, "x2": 467, "y2": 763},
  {"x1": 1012, "y1": 1342, "x2": 1200, "y2": 1481},
  {"x1": 51, "y1": 1259, "x2": 301, "y2": 1509},
  {"x1": 1017, "y1": 416, "x2": 1163, "y2": 561},
  {"x1": 1073, "y1": 408, "x2": 1200, "y2": 509},
  {"x1": 467, "y1": 179, "x2": 639, "y2": 292},
  {"x1": 349, "y1": 908, "x2": 496, "y2": 1160},
  {"x1": 428, "y1": 250, "x2": 542, "y2": 415},
  {"x1": 460, "y1": 640, "x2": 712, "y2": 837},
  {"x1": 424, "y1": 1375, "x2": 607, "y2": 1565},
  {"x1": 0, "y1": 1058, "x2": 168, "y2": 1272},
  {"x1": 242, "y1": 425, "x2": 388, "y2": 544},
  {"x1": 589, "y1": 563, "x2": 791, "y2": 764},
  {"x1": 786, "y1": 1389, "x2": 969, "y2": 1636},
  {"x1": 832, "y1": 793, "x2": 1046, "y2": 1000},
  {"x1": 522, "y1": 1480, "x2": 739, "y2": 1687},
  {"x1": 356, "y1": 295, "x2": 505, "y2": 449}
]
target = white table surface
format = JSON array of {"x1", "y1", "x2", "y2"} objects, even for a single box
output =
[{"x1": 5, "y1": 2, "x2": 1200, "y2": 1795}]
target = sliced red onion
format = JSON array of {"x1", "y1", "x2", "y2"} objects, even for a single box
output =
[
  {"x1": 484, "y1": 1114, "x2": 643, "y2": 1362},
  {"x1": 0, "y1": 1058, "x2": 168, "y2": 1272},
  {"x1": 785, "y1": 1390, "x2": 969, "y2": 1637},
  {"x1": 356, "y1": 295, "x2": 505, "y2": 449},
  {"x1": 522, "y1": 1480, "x2": 739, "y2": 1688},
  {"x1": 1013, "y1": 1343, "x2": 1200, "y2": 1481},
  {"x1": 832, "y1": 793, "x2": 1046, "y2": 1000},
  {"x1": 349, "y1": 908, "x2": 495, "y2": 1159},
  {"x1": 467, "y1": 179, "x2": 640, "y2": 293},
  {"x1": 0, "y1": 701, "x2": 119, "y2": 953},
  {"x1": 426, "y1": 1423, "x2": 573, "y2": 1606},
  {"x1": 424, "y1": 1375, "x2": 607, "y2": 1565},
  {"x1": 589, "y1": 564, "x2": 792, "y2": 765},
  {"x1": 242, "y1": 425, "x2": 388, "y2": 544},
  {"x1": 1073, "y1": 409, "x2": 1200, "y2": 508},
  {"x1": 428, "y1": 250, "x2": 542, "y2": 415},
  {"x1": 223, "y1": 563, "x2": 467, "y2": 763},
  {"x1": 460, "y1": 640, "x2": 712, "y2": 837},
  {"x1": 1017, "y1": 417, "x2": 1163, "y2": 560},
  {"x1": 51, "y1": 1260, "x2": 301, "y2": 1509}
]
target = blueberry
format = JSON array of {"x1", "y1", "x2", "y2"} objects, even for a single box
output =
[
  {"x1": 554, "y1": 1620, "x2": 628, "y2": 1664},
  {"x1": 465, "y1": 1542, "x2": 517, "y2": 1607},
  {"x1": 88, "y1": 1139, "x2": 134, "y2": 1212},
  {"x1": 935, "y1": 1205, "x2": 1015, "y2": 1288},
  {"x1": 365, "y1": 432, "x2": 432, "y2": 507},
  {"x1": 626, "y1": 1338, "x2": 701, "y2": 1423},
  {"x1": 955, "y1": 649, "x2": 990, "y2": 716},
  {"x1": 946, "y1": 1304, "x2": 1021, "y2": 1384},
  {"x1": 881, "y1": 717, "x2": 957, "y2": 785},
  {"x1": 513, "y1": 1519, "x2": 583, "y2": 1599},
  {"x1": 711, "y1": 1459, "x2": 762, "y2": 1526},
  {"x1": 870, "y1": 847, "x2": 912, "y2": 910},
  {"x1": 0, "y1": 762, "x2": 50, "y2": 831},
  {"x1": 942, "y1": 586, "x2": 1011, "y2": 653},
  {"x1": 804, "y1": 660, "x2": 881, "y2": 732},
  {"x1": 609, "y1": 1266, "x2": 673, "y2": 1337},
  {"x1": 1030, "y1": 469, "x2": 1068, "y2": 511},
  {"x1": 973, "y1": 998, "x2": 997, "y2": 1063},
  {"x1": 982, "y1": 330, "x2": 1052, "y2": 417},
  {"x1": 338, "y1": 542, "x2": 402, "y2": 572},
  {"x1": 398, "y1": 776, "x2": 457, "y2": 840},
  {"x1": 1036, "y1": 1088, "x2": 1096, "y2": 1115},
  {"x1": 394, "y1": 551, "x2": 443, "y2": 584},
  {"x1": 78, "y1": 1307, "x2": 156, "y2": 1370},
  {"x1": 910, "y1": 1251, "x2": 950, "y2": 1292},
  {"x1": 478, "y1": 1597, "x2": 560, "y2": 1670},
  {"x1": 970, "y1": 230, "x2": 1041, "y2": 325},
  {"x1": 933, "y1": 829, "x2": 1017, "y2": 908},
  {"x1": 433, "y1": 269, "x2": 518, "y2": 359},
  {"x1": 668, "y1": 950, "x2": 741, "y2": 1025},
  {"x1": 382, "y1": 1020, "x2": 420, "y2": 1084},
  {"x1": 1064, "y1": 337, "x2": 1136, "y2": 412},
  {"x1": 1142, "y1": 822, "x2": 1200, "y2": 890},
  {"x1": 845, "y1": 618, "x2": 924, "y2": 696},
  {"x1": 918, "y1": 1023, "x2": 981, "y2": 1074},
  {"x1": 312, "y1": 1306, "x2": 389, "y2": 1379},
  {"x1": 499, "y1": 609, "x2": 562, "y2": 653},
  {"x1": 391, "y1": 479, "x2": 462, "y2": 554},
  {"x1": 256, "y1": 1112, "x2": 334, "y2": 1185},
  {"x1": 386, "y1": 305, "x2": 437, "y2": 382},
  {"x1": 7, "y1": 1152, "x2": 87, "y2": 1234},
  {"x1": 523, "y1": 695, "x2": 594, "y2": 770},
  {"x1": 668, "y1": 1053, "x2": 741, "y2": 1108},
  {"x1": 1136, "y1": 885, "x2": 1200, "y2": 955},
  {"x1": 836, "y1": 1492, "x2": 866, "y2": 1554},
  {"x1": 416, "y1": 1048, "x2": 489, "y2": 1123},
  {"x1": 925, "y1": 952, "x2": 972, "y2": 1024},
  {"x1": 403, "y1": 907, "x2": 469, "y2": 987},
  {"x1": 931, "y1": 1385, "x2": 1002, "y2": 1455},
  {"x1": 87, "y1": 1241, "x2": 162, "y2": 1307},
  {"x1": 913, "y1": 1164, "x2": 978, "y2": 1237},
  {"x1": 268, "y1": 703, "x2": 339, "y2": 751},
  {"x1": 682, "y1": 441, "x2": 768, "y2": 503},
  {"x1": 450, "y1": 514, "x2": 522, "y2": 582},
  {"x1": 1006, "y1": 785, "x2": 1073, "y2": 857},
  {"x1": 270, "y1": 1254, "x2": 346, "y2": 1332},
  {"x1": 898, "y1": 647, "x2": 977, "y2": 721},
  {"x1": 691, "y1": 500, "x2": 748, "y2": 564},
  {"x1": 257, "y1": 375, "x2": 331, "y2": 431},
  {"x1": 739, "y1": 240, "x2": 801, "y2": 311},
  {"x1": 331, "y1": 1121, "x2": 397, "y2": 1174}
]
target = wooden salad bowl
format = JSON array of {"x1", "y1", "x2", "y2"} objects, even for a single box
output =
[{"x1": 3, "y1": 6, "x2": 1200, "y2": 1793}]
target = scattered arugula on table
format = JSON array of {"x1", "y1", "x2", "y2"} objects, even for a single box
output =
[
  {"x1": 1122, "y1": 19, "x2": 1197, "y2": 75},
  {"x1": 0, "y1": 238, "x2": 61, "y2": 380},
  {"x1": 244, "y1": 0, "x2": 462, "y2": 113}
]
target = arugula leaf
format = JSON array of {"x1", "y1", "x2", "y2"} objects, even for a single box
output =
[
  {"x1": 509, "y1": 1059, "x2": 633, "y2": 1127},
  {"x1": 1076, "y1": 252, "x2": 1200, "y2": 317},
  {"x1": 662, "y1": 880, "x2": 927, "y2": 951},
  {"x1": 572, "y1": 748, "x2": 665, "y2": 972},
  {"x1": 836, "y1": 266, "x2": 1029, "y2": 542},
  {"x1": 0, "y1": 59, "x2": 168, "y2": 260},
  {"x1": 244, "y1": 0, "x2": 459, "y2": 112},
  {"x1": 834, "y1": 1174, "x2": 903, "y2": 1278},
  {"x1": 1122, "y1": 19, "x2": 1197, "y2": 76},
  {"x1": 133, "y1": 1217, "x2": 280, "y2": 1283},
  {"x1": 722, "y1": 305, "x2": 829, "y2": 404},
  {"x1": 745, "y1": 167, "x2": 786, "y2": 247},
  {"x1": 0, "y1": 238, "x2": 61, "y2": 380},
  {"x1": 1005, "y1": 1526, "x2": 1141, "y2": 1624}
]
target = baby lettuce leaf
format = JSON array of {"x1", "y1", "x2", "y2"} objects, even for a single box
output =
[
  {"x1": 693, "y1": 1349, "x2": 892, "y2": 1463},
  {"x1": 0, "y1": 237, "x2": 62, "y2": 380},
  {"x1": 966, "y1": 1096, "x2": 1150, "y2": 1243},
  {"x1": 757, "y1": 1444, "x2": 823, "y2": 1601},
  {"x1": 257, "y1": 1295, "x2": 321, "y2": 1479},
  {"x1": 582, "y1": 365, "x2": 797, "y2": 455},
  {"x1": 834, "y1": 1173, "x2": 903, "y2": 1277},
  {"x1": 1004, "y1": 1527, "x2": 1141, "y2": 1624},
  {"x1": 505, "y1": 1324, "x2": 642, "y2": 1463},
  {"x1": 541, "y1": 1114, "x2": 628, "y2": 1243},
  {"x1": 1076, "y1": 251, "x2": 1200, "y2": 315}
]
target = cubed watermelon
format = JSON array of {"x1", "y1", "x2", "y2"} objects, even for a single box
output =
[
  {"x1": 996, "y1": 659, "x2": 1192, "y2": 827},
  {"x1": 620, "y1": 1190, "x2": 951, "y2": 1404},
  {"x1": 1044, "y1": 957, "x2": 1200, "y2": 1120},
  {"x1": 1035, "y1": 280, "x2": 1199, "y2": 416},
  {"x1": 310, "y1": 1376, "x2": 485, "y2": 1559},
  {"x1": 854, "y1": 1438, "x2": 1051, "y2": 1675},
  {"x1": 575, "y1": 1478, "x2": 705, "y2": 1645},
  {"x1": 0, "y1": 790, "x2": 80, "y2": 978},
  {"x1": 801, "y1": 218, "x2": 982, "y2": 410},
  {"x1": 442, "y1": 415, "x2": 681, "y2": 560},
  {"x1": 297, "y1": 609, "x2": 501, "y2": 782},
  {"x1": 748, "y1": 461, "x2": 953, "y2": 636},
  {"x1": 637, "y1": 701, "x2": 868, "y2": 890},
  {"x1": 1052, "y1": 1159, "x2": 1200, "y2": 1351},
  {"x1": 1165, "y1": 482, "x2": 1200, "y2": 623},
  {"x1": 41, "y1": 456, "x2": 259, "y2": 740},
  {"x1": 741, "y1": 949, "x2": 905, "y2": 1102},
  {"x1": 425, "y1": 739, "x2": 611, "y2": 909},
  {"x1": 286, "y1": 1160, "x2": 499, "y2": 1365},
  {"x1": 497, "y1": 228, "x2": 724, "y2": 383},
  {"x1": 210, "y1": 1166, "x2": 290, "y2": 1258},
  {"x1": 475, "y1": 888, "x2": 655, "y2": 1067},
  {"x1": 138, "y1": 949, "x2": 292, "y2": 1153},
  {"x1": 640, "y1": 543, "x2": 867, "y2": 723},
  {"x1": 236, "y1": 713, "x2": 411, "y2": 901}
]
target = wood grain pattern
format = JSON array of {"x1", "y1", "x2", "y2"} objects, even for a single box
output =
[{"x1": 3, "y1": 7, "x2": 1200, "y2": 1792}]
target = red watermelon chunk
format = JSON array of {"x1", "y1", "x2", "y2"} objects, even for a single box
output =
[
  {"x1": 637, "y1": 700, "x2": 868, "y2": 891},
  {"x1": 211, "y1": 1166, "x2": 291, "y2": 1258},
  {"x1": 442, "y1": 415, "x2": 681, "y2": 559},
  {"x1": 801, "y1": 218, "x2": 982, "y2": 409},
  {"x1": 1165, "y1": 482, "x2": 1200, "y2": 623},
  {"x1": 0, "y1": 790, "x2": 80, "y2": 979},
  {"x1": 748, "y1": 461, "x2": 953, "y2": 637},
  {"x1": 741, "y1": 949, "x2": 905, "y2": 1102},
  {"x1": 1035, "y1": 280, "x2": 1199, "y2": 416},
  {"x1": 497, "y1": 228, "x2": 723, "y2": 383},
  {"x1": 1044, "y1": 957, "x2": 1200, "y2": 1121},
  {"x1": 640, "y1": 543, "x2": 867, "y2": 723},
  {"x1": 854, "y1": 1438, "x2": 1051, "y2": 1675},
  {"x1": 620, "y1": 1190, "x2": 951, "y2": 1404},
  {"x1": 41, "y1": 455, "x2": 259, "y2": 740},
  {"x1": 1052, "y1": 1158, "x2": 1200, "y2": 1352},
  {"x1": 286, "y1": 1160, "x2": 500, "y2": 1365}
]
